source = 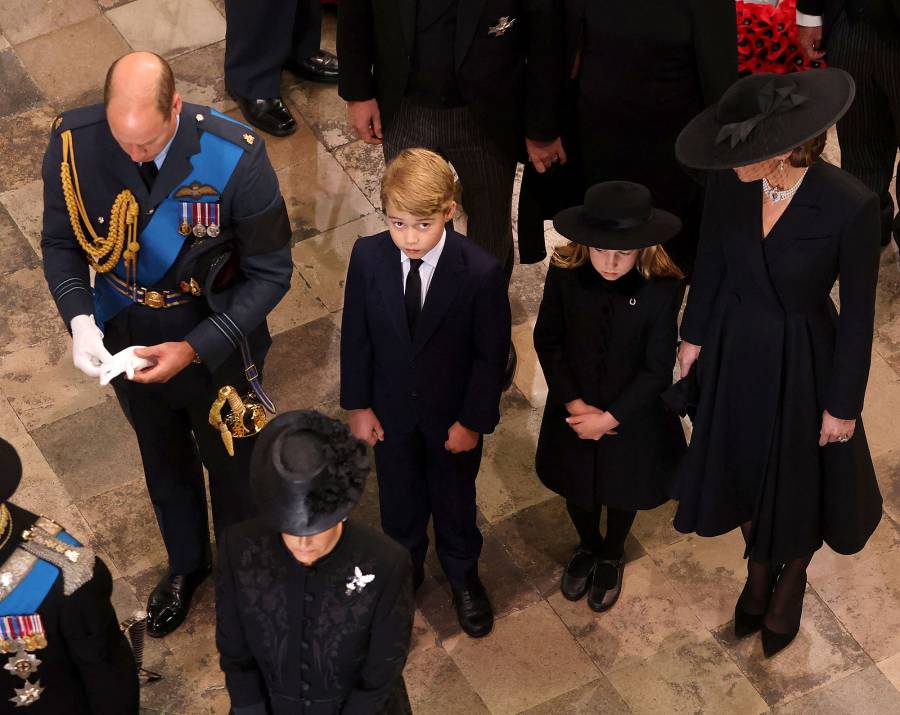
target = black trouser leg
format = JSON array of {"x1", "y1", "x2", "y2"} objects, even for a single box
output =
[
  {"x1": 224, "y1": 0, "x2": 298, "y2": 98},
  {"x1": 291, "y1": 0, "x2": 323, "y2": 62},
  {"x1": 598, "y1": 507, "x2": 636, "y2": 560},
  {"x1": 566, "y1": 500, "x2": 603, "y2": 553}
]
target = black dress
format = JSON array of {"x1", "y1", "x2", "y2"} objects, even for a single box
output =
[
  {"x1": 673, "y1": 163, "x2": 884, "y2": 563},
  {"x1": 216, "y1": 518, "x2": 414, "y2": 715},
  {"x1": 0, "y1": 503, "x2": 139, "y2": 715},
  {"x1": 534, "y1": 264, "x2": 686, "y2": 510}
]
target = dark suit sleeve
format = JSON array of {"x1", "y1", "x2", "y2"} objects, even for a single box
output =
[
  {"x1": 825, "y1": 193, "x2": 880, "y2": 419},
  {"x1": 691, "y1": 0, "x2": 738, "y2": 105},
  {"x1": 337, "y1": 0, "x2": 377, "y2": 102},
  {"x1": 609, "y1": 282, "x2": 681, "y2": 424},
  {"x1": 341, "y1": 554, "x2": 415, "y2": 715},
  {"x1": 523, "y1": 0, "x2": 564, "y2": 141},
  {"x1": 59, "y1": 558, "x2": 140, "y2": 715},
  {"x1": 680, "y1": 171, "x2": 727, "y2": 345},
  {"x1": 185, "y1": 144, "x2": 292, "y2": 371},
  {"x1": 457, "y1": 261, "x2": 511, "y2": 434},
  {"x1": 533, "y1": 266, "x2": 580, "y2": 405},
  {"x1": 40, "y1": 129, "x2": 95, "y2": 327},
  {"x1": 216, "y1": 530, "x2": 269, "y2": 714},
  {"x1": 340, "y1": 241, "x2": 376, "y2": 411}
]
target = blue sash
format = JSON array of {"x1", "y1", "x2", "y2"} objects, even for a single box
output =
[
  {"x1": 0, "y1": 531, "x2": 80, "y2": 616},
  {"x1": 94, "y1": 117, "x2": 245, "y2": 329}
]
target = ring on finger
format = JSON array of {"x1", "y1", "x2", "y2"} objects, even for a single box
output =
[{"x1": 838, "y1": 435, "x2": 850, "y2": 443}]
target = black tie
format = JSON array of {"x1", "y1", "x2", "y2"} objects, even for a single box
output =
[
  {"x1": 136, "y1": 161, "x2": 158, "y2": 191},
  {"x1": 405, "y1": 259, "x2": 424, "y2": 335}
]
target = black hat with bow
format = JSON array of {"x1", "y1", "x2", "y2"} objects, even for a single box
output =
[
  {"x1": 675, "y1": 68, "x2": 855, "y2": 170},
  {"x1": 250, "y1": 410, "x2": 369, "y2": 536}
]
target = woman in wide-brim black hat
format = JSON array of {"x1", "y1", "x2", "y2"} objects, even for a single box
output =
[
  {"x1": 534, "y1": 181, "x2": 687, "y2": 613},
  {"x1": 671, "y1": 68, "x2": 883, "y2": 657},
  {"x1": 216, "y1": 410, "x2": 415, "y2": 715}
]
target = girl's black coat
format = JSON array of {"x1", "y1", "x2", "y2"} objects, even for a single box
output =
[{"x1": 534, "y1": 264, "x2": 686, "y2": 510}]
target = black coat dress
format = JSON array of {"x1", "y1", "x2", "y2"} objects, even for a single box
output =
[
  {"x1": 673, "y1": 163, "x2": 884, "y2": 563},
  {"x1": 0, "y1": 504, "x2": 138, "y2": 715},
  {"x1": 216, "y1": 519, "x2": 415, "y2": 715},
  {"x1": 534, "y1": 264, "x2": 686, "y2": 510}
]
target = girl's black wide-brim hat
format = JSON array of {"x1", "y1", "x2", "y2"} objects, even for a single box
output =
[
  {"x1": 0, "y1": 438, "x2": 22, "y2": 504},
  {"x1": 250, "y1": 410, "x2": 369, "y2": 536},
  {"x1": 553, "y1": 181, "x2": 682, "y2": 250},
  {"x1": 675, "y1": 68, "x2": 855, "y2": 170}
]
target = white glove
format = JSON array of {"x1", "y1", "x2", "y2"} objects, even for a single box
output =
[
  {"x1": 71, "y1": 314, "x2": 113, "y2": 378},
  {"x1": 99, "y1": 346, "x2": 154, "y2": 386}
]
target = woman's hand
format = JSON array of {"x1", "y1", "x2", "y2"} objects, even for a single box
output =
[
  {"x1": 566, "y1": 411, "x2": 620, "y2": 440},
  {"x1": 678, "y1": 340, "x2": 702, "y2": 378},
  {"x1": 819, "y1": 410, "x2": 856, "y2": 447},
  {"x1": 565, "y1": 398, "x2": 603, "y2": 416}
]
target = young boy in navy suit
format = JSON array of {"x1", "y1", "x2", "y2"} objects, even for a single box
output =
[{"x1": 340, "y1": 149, "x2": 511, "y2": 638}]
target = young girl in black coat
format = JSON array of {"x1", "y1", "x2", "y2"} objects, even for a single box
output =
[{"x1": 534, "y1": 182, "x2": 687, "y2": 612}]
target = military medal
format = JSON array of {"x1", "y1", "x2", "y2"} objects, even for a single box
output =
[
  {"x1": 179, "y1": 203, "x2": 192, "y2": 237},
  {"x1": 207, "y1": 203, "x2": 220, "y2": 238},
  {"x1": 0, "y1": 616, "x2": 46, "y2": 706},
  {"x1": 192, "y1": 203, "x2": 207, "y2": 239}
]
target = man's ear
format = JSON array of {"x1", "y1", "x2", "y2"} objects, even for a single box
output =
[{"x1": 172, "y1": 93, "x2": 183, "y2": 120}]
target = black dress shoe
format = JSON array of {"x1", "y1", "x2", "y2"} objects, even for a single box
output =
[
  {"x1": 452, "y1": 580, "x2": 494, "y2": 638},
  {"x1": 503, "y1": 343, "x2": 517, "y2": 392},
  {"x1": 229, "y1": 91, "x2": 297, "y2": 137},
  {"x1": 587, "y1": 558, "x2": 624, "y2": 613},
  {"x1": 147, "y1": 566, "x2": 211, "y2": 638},
  {"x1": 561, "y1": 548, "x2": 595, "y2": 601},
  {"x1": 286, "y1": 50, "x2": 339, "y2": 83}
]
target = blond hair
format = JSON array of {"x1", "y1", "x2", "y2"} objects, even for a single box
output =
[
  {"x1": 381, "y1": 148, "x2": 458, "y2": 217},
  {"x1": 551, "y1": 242, "x2": 684, "y2": 280}
]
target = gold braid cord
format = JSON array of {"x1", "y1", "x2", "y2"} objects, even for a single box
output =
[{"x1": 60, "y1": 130, "x2": 141, "y2": 287}]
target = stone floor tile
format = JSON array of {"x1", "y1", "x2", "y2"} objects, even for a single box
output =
[
  {"x1": 607, "y1": 636, "x2": 769, "y2": 715},
  {"x1": 0, "y1": 265, "x2": 67, "y2": 356},
  {"x1": 404, "y1": 645, "x2": 491, "y2": 715},
  {"x1": 266, "y1": 270, "x2": 329, "y2": 336},
  {"x1": 510, "y1": 258, "x2": 549, "y2": 327},
  {"x1": 170, "y1": 41, "x2": 235, "y2": 113},
  {"x1": 16, "y1": 16, "x2": 129, "y2": 109},
  {"x1": 0, "y1": 36, "x2": 8, "y2": 52},
  {"x1": 808, "y1": 512, "x2": 900, "y2": 582},
  {"x1": 410, "y1": 610, "x2": 438, "y2": 655},
  {"x1": 0, "y1": 106, "x2": 57, "y2": 192},
  {"x1": 630, "y1": 500, "x2": 686, "y2": 553},
  {"x1": 511, "y1": 320, "x2": 548, "y2": 409},
  {"x1": 714, "y1": 587, "x2": 871, "y2": 707},
  {"x1": 861, "y1": 353, "x2": 900, "y2": 460},
  {"x1": 292, "y1": 212, "x2": 386, "y2": 312},
  {"x1": 519, "y1": 677, "x2": 630, "y2": 715},
  {"x1": 548, "y1": 555, "x2": 708, "y2": 674},
  {"x1": 878, "y1": 652, "x2": 900, "y2": 691},
  {"x1": 106, "y1": 0, "x2": 226, "y2": 59},
  {"x1": 57, "y1": 501, "x2": 124, "y2": 581},
  {"x1": 444, "y1": 600, "x2": 599, "y2": 715},
  {"x1": 875, "y1": 449, "x2": 900, "y2": 525},
  {"x1": 0, "y1": 203, "x2": 38, "y2": 277},
  {"x1": 0, "y1": 333, "x2": 112, "y2": 431},
  {"x1": 477, "y1": 388, "x2": 553, "y2": 523},
  {"x1": 77, "y1": 478, "x2": 167, "y2": 579},
  {"x1": 812, "y1": 548, "x2": 900, "y2": 662},
  {"x1": 263, "y1": 314, "x2": 342, "y2": 410},
  {"x1": 0, "y1": 179, "x2": 43, "y2": 256},
  {"x1": 0, "y1": 49, "x2": 43, "y2": 119},
  {"x1": 333, "y1": 139, "x2": 386, "y2": 208},
  {"x1": 276, "y1": 140, "x2": 375, "y2": 239},
  {"x1": 0, "y1": 0, "x2": 98, "y2": 45},
  {"x1": 774, "y1": 665, "x2": 900, "y2": 714},
  {"x1": 32, "y1": 397, "x2": 143, "y2": 501},
  {"x1": 653, "y1": 528, "x2": 748, "y2": 630},
  {"x1": 286, "y1": 82, "x2": 355, "y2": 151}
]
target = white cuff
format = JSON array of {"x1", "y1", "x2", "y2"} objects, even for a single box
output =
[{"x1": 795, "y1": 11, "x2": 823, "y2": 27}]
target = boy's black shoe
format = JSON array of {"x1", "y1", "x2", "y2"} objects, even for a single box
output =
[
  {"x1": 452, "y1": 579, "x2": 494, "y2": 638},
  {"x1": 561, "y1": 548, "x2": 595, "y2": 601}
]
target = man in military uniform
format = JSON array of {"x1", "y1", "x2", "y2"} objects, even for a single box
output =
[
  {"x1": 0, "y1": 437, "x2": 140, "y2": 714},
  {"x1": 40, "y1": 52, "x2": 293, "y2": 638}
]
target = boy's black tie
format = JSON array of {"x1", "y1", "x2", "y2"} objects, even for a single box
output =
[
  {"x1": 405, "y1": 258, "x2": 424, "y2": 335},
  {"x1": 136, "y1": 160, "x2": 158, "y2": 191}
]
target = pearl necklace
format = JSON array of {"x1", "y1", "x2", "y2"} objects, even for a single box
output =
[{"x1": 762, "y1": 167, "x2": 808, "y2": 203}]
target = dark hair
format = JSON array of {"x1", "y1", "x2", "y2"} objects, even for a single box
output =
[
  {"x1": 104, "y1": 53, "x2": 176, "y2": 117},
  {"x1": 789, "y1": 132, "x2": 827, "y2": 167}
]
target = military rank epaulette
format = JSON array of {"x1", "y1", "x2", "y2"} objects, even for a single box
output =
[
  {"x1": 20, "y1": 522, "x2": 95, "y2": 596},
  {"x1": 50, "y1": 103, "x2": 106, "y2": 136},
  {"x1": 190, "y1": 104, "x2": 260, "y2": 152}
]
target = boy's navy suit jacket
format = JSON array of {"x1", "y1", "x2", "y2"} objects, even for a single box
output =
[{"x1": 340, "y1": 228, "x2": 511, "y2": 435}]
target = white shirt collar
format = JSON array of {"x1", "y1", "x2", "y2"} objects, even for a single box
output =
[{"x1": 400, "y1": 229, "x2": 446, "y2": 267}]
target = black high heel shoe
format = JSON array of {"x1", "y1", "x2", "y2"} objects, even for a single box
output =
[
  {"x1": 761, "y1": 572, "x2": 806, "y2": 658},
  {"x1": 733, "y1": 565, "x2": 782, "y2": 639}
]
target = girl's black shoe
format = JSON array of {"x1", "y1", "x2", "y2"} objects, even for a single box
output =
[
  {"x1": 587, "y1": 558, "x2": 624, "y2": 612},
  {"x1": 561, "y1": 548, "x2": 595, "y2": 601}
]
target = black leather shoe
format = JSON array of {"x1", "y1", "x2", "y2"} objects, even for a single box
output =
[
  {"x1": 587, "y1": 558, "x2": 624, "y2": 613},
  {"x1": 286, "y1": 50, "x2": 339, "y2": 83},
  {"x1": 147, "y1": 566, "x2": 211, "y2": 638},
  {"x1": 452, "y1": 580, "x2": 494, "y2": 638},
  {"x1": 561, "y1": 548, "x2": 595, "y2": 601},
  {"x1": 229, "y1": 91, "x2": 297, "y2": 137},
  {"x1": 503, "y1": 343, "x2": 517, "y2": 392}
]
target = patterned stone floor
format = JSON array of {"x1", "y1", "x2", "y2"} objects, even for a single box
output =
[{"x1": 2, "y1": 3, "x2": 900, "y2": 713}]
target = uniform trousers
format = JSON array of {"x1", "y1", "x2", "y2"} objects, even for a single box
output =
[
  {"x1": 104, "y1": 301, "x2": 266, "y2": 575},
  {"x1": 373, "y1": 427, "x2": 483, "y2": 588},
  {"x1": 224, "y1": 0, "x2": 323, "y2": 98},
  {"x1": 383, "y1": 100, "x2": 517, "y2": 277},
  {"x1": 828, "y1": 14, "x2": 900, "y2": 246}
]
